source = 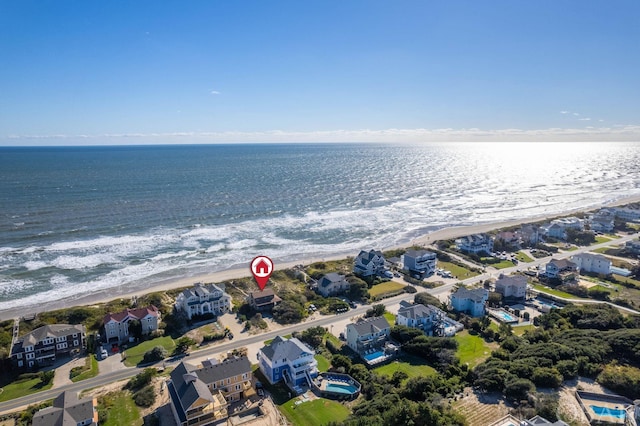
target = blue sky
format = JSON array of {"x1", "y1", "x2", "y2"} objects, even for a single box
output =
[{"x1": 1, "y1": 1, "x2": 639, "y2": 144}]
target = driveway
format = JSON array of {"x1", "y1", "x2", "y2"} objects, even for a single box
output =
[
  {"x1": 99, "y1": 349, "x2": 129, "y2": 374},
  {"x1": 50, "y1": 356, "x2": 85, "y2": 389}
]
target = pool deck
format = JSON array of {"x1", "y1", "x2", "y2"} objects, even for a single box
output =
[{"x1": 576, "y1": 390, "x2": 632, "y2": 425}]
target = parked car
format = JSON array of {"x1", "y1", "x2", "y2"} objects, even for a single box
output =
[{"x1": 100, "y1": 348, "x2": 108, "y2": 360}]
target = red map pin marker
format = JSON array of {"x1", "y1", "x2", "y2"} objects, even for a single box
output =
[{"x1": 251, "y1": 256, "x2": 273, "y2": 291}]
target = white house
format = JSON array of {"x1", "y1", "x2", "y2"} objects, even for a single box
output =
[
  {"x1": 402, "y1": 249, "x2": 437, "y2": 277},
  {"x1": 450, "y1": 287, "x2": 488, "y2": 317},
  {"x1": 346, "y1": 316, "x2": 391, "y2": 355},
  {"x1": 494, "y1": 275, "x2": 527, "y2": 299},
  {"x1": 610, "y1": 207, "x2": 640, "y2": 222},
  {"x1": 396, "y1": 301, "x2": 462, "y2": 337},
  {"x1": 571, "y1": 253, "x2": 612, "y2": 276},
  {"x1": 625, "y1": 239, "x2": 640, "y2": 254},
  {"x1": 545, "y1": 258, "x2": 578, "y2": 281},
  {"x1": 11, "y1": 324, "x2": 86, "y2": 369},
  {"x1": 455, "y1": 234, "x2": 493, "y2": 255},
  {"x1": 102, "y1": 305, "x2": 161, "y2": 344},
  {"x1": 552, "y1": 217, "x2": 584, "y2": 230},
  {"x1": 176, "y1": 282, "x2": 232, "y2": 320},
  {"x1": 317, "y1": 273, "x2": 350, "y2": 297},
  {"x1": 543, "y1": 223, "x2": 567, "y2": 240},
  {"x1": 353, "y1": 249, "x2": 386, "y2": 277},
  {"x1": 258, "y1": 336, "x2": 318, "y2": 390},
  {"x1": 587, "y1": 210, "x2": 615, "y2": 233}
]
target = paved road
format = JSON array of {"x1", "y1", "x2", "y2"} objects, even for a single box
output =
[{"x1": 2, "y1": 230, "x2": 638, "y2": 414}]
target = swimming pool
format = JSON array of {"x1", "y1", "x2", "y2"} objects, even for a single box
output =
[
  {"x1": 491, "y1": 309, "x2": 517, "y2": 322},
  {"x1": 590, "y1": 405, "x2": 626, "y2": 419},
  {"x1": 325, "y1": 382, "x2": 359, "y2": 394},
  {"x1": 363, "y1": 351, "x2": 385, "y2": 361}
]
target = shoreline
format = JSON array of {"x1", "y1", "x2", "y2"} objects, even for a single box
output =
[{"x1": 2, "y1": 194, "x2": 639, "y2": 321}]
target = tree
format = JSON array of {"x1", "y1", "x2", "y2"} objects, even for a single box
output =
[
  {"x1": 128, "y1": 319, "x2": 143, "y2": 340},
  {"x1": 331, "y1": 354, "x2": 352, "y2": 372},
  {"x1": 365, "y1": 304, "x2": 386, "y2": 318},
  {"x1": 531, "y1": 367, "x2": 563, "y2": 388},
  {"x1": 299, "y1": 326, "x2": 326, "y2": 348},
  {"x1": 504, "y1": 378, "x2": 534, "y2": 401},
  {"x1": 175, "y1": 337, "x2": 196, "y2": 354},
  {"x1": 133, "y1": 385, "x2": 156, "y2": 407},
  {"x1": 414, "y1": 292, "x2": 442, "y2": 307},
  {"x1": 143, "y1": 346, "x2": 167, "y2": 364},
  {"x1": 272, "y1": 300, "x2": 305, "y2": 324}
]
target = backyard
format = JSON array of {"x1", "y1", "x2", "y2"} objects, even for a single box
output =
[
  {"x1": 437, "y1": 261, "x2": 480, "y2": 279},
  {"x1": 454, "y1": 330, "x2": 497, "y2": 368},
  {"x1": 98, "y1": 391, "x2": 143, "y2": 426},
  {"x1": 373, "y1": 354, "x2": 437, "y2": 382},
  {"x1": 279, "y1": 398, "x2": 350, "y2": 426},
  {"x1": 123, "y1": 336, "x2": 176, "y2": 367},
  {"x1": 0, "y1": 373, "x2": 54, "y2": 402},
  {"x1": 368, "y1": 281, "x2": 406, "y2": 298}
]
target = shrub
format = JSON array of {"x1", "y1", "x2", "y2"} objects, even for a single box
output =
[
  {"x1": 126, "y1": 368, "x2": 158, "y2": 391},
  {"x1": 133, "y1": 385, "x2": 156, "y2": 407},
  {"x1": 39, "y1": 370, "x2": 55, "y2": 385},
  {"x1": 143, "y1": 346, "x2": 167, "y2": 363}
]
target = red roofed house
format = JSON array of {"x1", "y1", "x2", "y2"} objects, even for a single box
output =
[{"x1": 102, "y1": 305, "x2": 161, "y2": 344}]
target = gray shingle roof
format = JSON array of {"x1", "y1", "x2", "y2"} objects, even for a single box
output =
[
  {"x1": 319, "y1": 273, "x2": 347, "y2": 287},
  {"x1": 260, "y1": 336, "x2": 314, "y2": 362},
  {"x1": 32, "y1": 391, "x2": 96, "y2": 426},
  {"x1": 451, "y1": 287, "x2": 488, "y2": 303},
  {"x1": 13, "y1": 324, "x2": 85, "y2": 352},
  {"x1": 397, "y1": 303, "x2": 441, "y2": 320},
  {"x1": 194, "y1": 356, "x2": 251, "y2": 384},
  {"x1": 348, "y1": 316, "x2": 390, "y2": 336}
]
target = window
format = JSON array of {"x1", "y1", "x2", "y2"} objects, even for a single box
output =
[
  {"x1": 235, "y1": 384, "x2": 241, "y2": 391},
  {"x1": 73, "y1": 340, "x2": 78, "y2": 346},
  {"x1": 242, "y1": 373, "x2": 248, "y2": 379},
  {"x1": 26, "y1": 353, "x2": 35, "y2": 360},
  {"x1": 25, "y1": 346, "x2": 33, "y2": 352},
  {"x1": 72, "y1": 333, "x2": 78, "y2": 338},
  {"x1": 16, "y1": 353, "x2": 22, "y2": 359}
]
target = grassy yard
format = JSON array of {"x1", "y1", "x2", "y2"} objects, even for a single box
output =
[
  {"x1": 532, "y1": 284, "x2": 583, "y2": 299},
  {"x1": 99, "y1": 391, "x2": 143, "y2": 426},
  {"x1": 123, "y1": 336, "x2": 176, "y2": 367},
  {"x1": 492, "y1": 260, "x2": 517, "y2": 269},
  {"x1": 71, "y1": 354, "x2": 99, "y2": 382},
  {"x1": 454, "y1": 330, "x2": 497, "y2": 368},
  {"x1": 280, "y1": 398, "x2": 350, "y2": 426},
  {"x1": 437, "y1": 261, "x2": 480, "y2": 279},
  {"x1": 0, "y1": 374, "x2": 54, "y2": 402},
  {"x1": 383, "y1": 312, "x2": 396, "y2": 325},
  {"x1": 515, "y1": 251, "x2": 533, "y2": 263},
  {"x1": 373, "y1": 354, "x2": 436, "y2": 382},
  {"x1": 369, "y1": 281, "x2": 406, "y2": 298},
  {"x1": 595, "y1": 235, "x2": 613, "y2": 244},
  {"x1": 315, "y1": 354, "x2": 330, "y2": 373},
  {"x1": 324, "y1": 333, "x2": 343, "y2": 348},
  {"x1": 513, "y1": 324, "x2": 536, "y2": 336},
  {"x1": 593, "y1": 246, "x2": 615, "y2": 254}
]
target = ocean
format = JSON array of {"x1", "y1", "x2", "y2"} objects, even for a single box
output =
[{"x1": 1, "y1": 142, "x2": 639, "y2": 313}]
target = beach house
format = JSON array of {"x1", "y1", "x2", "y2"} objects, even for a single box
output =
[
  {"x1": 317, "y1": 272, "x2": 350, "y2": 297},
  {"x1": 248, "y1": 288, "x2": 281, "y2": 311},
  {"x1": 455, "y1": 234, "x2": 493, "y2": 255},
  {"x1": 570, "y1": 253, "x2": 612, "y2": 276},
  {"x1": 257, "y1": 336, "x2": 318, "y2": 391},
  {"x1": 494, "y1": 275, "x2": 527, "y2": 299},
  {"x1": 345, "y1": 316, "x2": 391, "y2": 355},
  {"x1": 175, "y1": 282, "x2": 232, "y2": 320},
  {"x1": 517, "y1": 225, "x2": 541, "y2": 246},
  {"x1": 626, "y1": 238, "x2": 640, "y2": 254},
  {"x1": 587, "y1": 210, "x2": 615, "y2": 233},
  {"x1": 450, "y1": 287, "x2": 488, "y2": 317},
  {"x1": 102, "y1": 305, "x2": 161, "y2": 344},
  {"x1": 402, "y1": 249, "x2": 437, "y2": 277},
  {"x1": 609, "y1": 207, "x2": 640, "y2": 222},
  {"x1": 32, "y1": 391, "x2": 98, "y2": 426},
  {"x1": 353, "y1": 249, "x2": 386, "y2": 277},
  {"x1": 396, "y1": 301, "x2": 462, "y2": 337},
  {"x1": 545, "y1": 258, "x2": 578, "y2": 283},
  {"x1": 11, "y1": 324, "x2": 86, "y2": 369}
]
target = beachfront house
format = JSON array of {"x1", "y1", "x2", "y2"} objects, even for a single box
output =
[
  {"x1": 175, "y1": 282, "x2": 232, "y2": 320},
  {"x1": 570, "y1": 253, "x2": 612, "y2": 276},
  {"x1": 490, "y1": 414, "x2": 568, "y2": 426},
  {"x1": 455, "y1": 234, "x2": 493, "y2": 255},
  {"x1": 248, "y1": 288, "x2": 281, "y2": 311},
  {"x1": 609, "y1": 207, "x2": 640, "y2": 222},
  {"x1": 494, "y1": 274, "x2": 527, "y2": 299},
  {"x1": 102, "y1": 305, "x2": 161, "y2": 344},
  {"x1": 495, "y1": 231, "x2": 519, "y2": 248},
  {"x1": 11, "y1": 324, "x2": 86, "y2": 369},
  {"x1": 345, "y1": 316, "x2": 391, "y2": 355},
  {"x1": 625, "y1": 238, "x2": 640, "y2": 254},
  {"x1": 517, "y1": 225, "x2": 541, "y2": 246},
  {"x1": 32, "y1": 391, "x2": 98, "y2": 426},
  {"x1": 402, "y1": 249, "x2": 437, "y2": 277},
  {"x1": 450, "y1": 287, "x2": 488, "y2": 317},
  {"x1": 353, "y1": 249, "x2": 386, "y2": 277},
  {"x1": 543, "y1": 223, "x2": 567, "y2": 240},
  {"x1": 545, "y1": 258, "x2": 578, "y2": 283},
  {"x1": 587, "y1": 210, "x2": 615, "y2": 233},
  {"x1": 396, "y1": 301, "x2": 462, "y2": 337},
  {"x1": 317, "y1": 272, "x2": 350, "y2": 297},
  {"x1": 258, "y1": 336, "x2": 318, "y2": 391},
  {"x1": 543, "y1": 217, "x2": 584, "y2": 240},
  {"x1": 167, "y1": 356, "x2": 252, "y2": 426}
]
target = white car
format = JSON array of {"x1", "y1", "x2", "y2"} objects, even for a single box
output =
[{"x1": 100, "y1": 348, "x2": 108, "y2": 360}]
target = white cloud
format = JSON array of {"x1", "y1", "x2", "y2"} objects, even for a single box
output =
[
  {"x1": 560, "y1": 111, "x2": 570, "y2": 114},
  {"x1": 210, "y1": 90, "x2": 221, "y2": 95},
  {"x1": 573, "y1": 113, "x2": 580, "y2": 116},
  {"x1": 578, "y1": 118, "x2": 591, "y2": 121}
]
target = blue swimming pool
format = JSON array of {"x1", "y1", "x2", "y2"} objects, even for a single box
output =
[
  {"x1": 325, "y1": 382, "x2": 358, "y2": 395},
  {"x1": 363, "y1": 351, "x2": 384, "y2": 361},
  {"x1": 590, "y1": 405, "x2": 626, "y2": 419},
  {"x1": 494, "y1": 310, "x2": 516, "y2": 322}
]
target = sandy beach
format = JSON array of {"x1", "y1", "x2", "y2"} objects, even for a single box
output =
[{"x1": 2, "y1": 194, "x2": 639, "y2": 321}]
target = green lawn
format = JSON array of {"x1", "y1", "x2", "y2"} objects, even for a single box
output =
[
  {"x1": 613, "y1": 274, "x2": 640, "y2": 288},
  {"x1": 595, "y1": 235, "x2": 613, "y2": 244},
  {"x1": 123, "y1": 336, "x2": 176, "y2": 367},
  {"x1": 516, "y1": 251, "x2": 533, "y2": 263},
  {"x1": 492, "y1": 260, "x2": 517, "y2": 269},
  {"x1": 373, "y1": 354, "x2": 436, "y2": 381},
  {"x1": 593, "y1": 246, "x2": 614, "y2": 254},
  {"x1": 71, "y1": 354, "x2": 99, "y2": 382},
  {"x1": 99, "y1": 391, "x2": 143, "y2": 426},
  {"x1": 454, "y1": 330, "x2": 497, "y2": 368},
  {"x1": 532, "y1": 284, "x2": 583, "y2": 299},
  {"x1": 369, "y1": 281, "x2": 406, "y2": 298},
  {"x1": 513, "y1": 324, "x2": 536, "y2": 336},
  {"x1": 325, "y1": 333, "x2": 343, "y2": 348},
  {"x1": 280, "y1": 398, "x2": 350, "y2": 426},
  {"x1": 383, "y1": 312, "x2": 396, "y2": 325},
  {"x1": 315, "y1": 354, "x2": 330, "y2": 373},
  {"x1": 437, "y1": 261, "x2": 480, "y2": 279},
  {"x1": 0, "y1": 375, "x2": 54, "y2": 402}
]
